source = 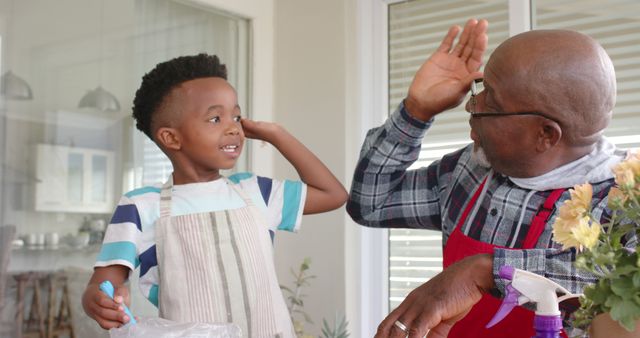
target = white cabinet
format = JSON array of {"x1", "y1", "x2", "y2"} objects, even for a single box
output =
[{"x1": 35, "y1": 144, "x2": 115, "y2": 213}]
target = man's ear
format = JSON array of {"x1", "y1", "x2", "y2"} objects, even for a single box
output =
[
  {"x1": 156, "y1": 127, "x2": 181, "y2": 150},
  {"x1": 536, "y1": 120, "x2": 562, "y2": 152}
]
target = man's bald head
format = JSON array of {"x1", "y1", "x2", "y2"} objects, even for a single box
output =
[{"x1": 486, "y1": 30, "x2": 616, "y2": 146}]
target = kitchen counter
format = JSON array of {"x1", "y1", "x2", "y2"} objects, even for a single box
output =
[{"x1": 8, "y1": 244, "x2": 100, "y2": 273}]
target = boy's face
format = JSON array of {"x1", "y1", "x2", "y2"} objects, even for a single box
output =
[{"x1": 170, "y1": 77, "x2": 244, "y2": 175}]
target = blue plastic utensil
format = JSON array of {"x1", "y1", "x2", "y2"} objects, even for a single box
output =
[{"x1": 99, "y1": 280, "x2": 137, "y2": 325}]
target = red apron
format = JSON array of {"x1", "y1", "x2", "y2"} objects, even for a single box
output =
[{"x1": 443, "y1": 177, "x2": 567, "y2": 338}]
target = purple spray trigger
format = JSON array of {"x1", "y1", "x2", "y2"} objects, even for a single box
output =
[
  {"x1": 486, "y1": 284, "x2": 520, "y2": 328},
  {"x1": 499, "y1": 265, "x2": 515, "y2": 280}
]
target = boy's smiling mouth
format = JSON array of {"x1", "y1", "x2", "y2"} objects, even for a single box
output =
[
  {"x1": 220, "y1": 144, "x2": 242, "y2": 158},
  {"x1": 220, "y1": 144, "x2": 239, "y2": 152}
]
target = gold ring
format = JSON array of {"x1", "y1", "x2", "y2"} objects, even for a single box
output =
[{"x1": 394, "y1": 320, "x2": 408, "y2": 332}]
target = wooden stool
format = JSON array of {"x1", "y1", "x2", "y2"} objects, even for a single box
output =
[
  {"x1": 14, "y1": 271, "x2": 47, "y2": 338},
  {"x1": 46, "y1": 272, "x2": 74, "y2": 338}
]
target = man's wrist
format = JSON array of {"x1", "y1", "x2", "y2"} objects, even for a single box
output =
[
  {"x1": 472, "y1": 253, "x2": 495, "y2": 292},
  {"x1": 403, "y1": 97, "x2": 437, "y2": 122}
]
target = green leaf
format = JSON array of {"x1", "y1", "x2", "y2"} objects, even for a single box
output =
[
  {"x1": 608, "y1": 298, "x2": 640, "y2": 332},
  {"x1": 605, "y1": 293, "x2": 624, "y2": 309},
  {"x1": 302, "y1": 311, "x2": 314, "y2": 324},
  {"x1": 301, "y1": 257, "x2": 312, "y2": 271},
  {"x1": 613, "y1": 265, "x2": 638, "y2": 277},
  {"x1": 586, "y1": 283, "x2": 610, "y2": 305},
  {"x1": 321, "y1": 318, "x2": 331, "y2": 337},
  {"x1": 301, "y1": 275, "x2": 317, "y2": 282},
  {"x1": 319, "y1": 314, "x2": 350, "y2": 338},
  {"x1": 611, "y1": 277, "x2": 635, "y2": 296}
]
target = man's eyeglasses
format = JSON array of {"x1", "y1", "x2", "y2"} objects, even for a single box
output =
[{"x1": 469, "y1": 79, "x2": 562, "y2": 125}]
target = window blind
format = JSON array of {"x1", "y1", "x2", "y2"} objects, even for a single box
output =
[
  {"x1": 534, "y1": 0, "x2": 640, "y2": 150},
  {"x1": 387, "y1": 0, "x2": 640, "y2": 309}
]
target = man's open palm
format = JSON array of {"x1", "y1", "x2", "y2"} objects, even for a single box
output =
[{"x1": 405, "y1": 19, "x2": 488, "y2": 120}]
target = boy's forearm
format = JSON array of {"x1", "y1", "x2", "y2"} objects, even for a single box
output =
[
  {"x1": 268, "y1": 128, "x2": 347, "y2": 214},
  {"x1": 87, "y1": 265, "x2": 129, "y2": 286}
]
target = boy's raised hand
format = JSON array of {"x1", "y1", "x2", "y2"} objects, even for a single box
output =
[
  {"x1": 240, "y1": 117, "x2": 347, "y2": 214},
  {"x1": 240, "y1": 118, "x2": 282, "y2": 143}
]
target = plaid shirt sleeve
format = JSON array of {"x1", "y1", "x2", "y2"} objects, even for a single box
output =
[{"x1": 347, "y1": 101, "x2": 454, "y2": 230}]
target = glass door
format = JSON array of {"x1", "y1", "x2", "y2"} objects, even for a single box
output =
[{"x1": 0, "y1": 0, "x2": 251, "y2": 336}]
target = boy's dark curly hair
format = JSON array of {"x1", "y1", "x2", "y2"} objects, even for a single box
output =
[{"x1": 132, "y1": 53, "x2": 227, "y2": 139}]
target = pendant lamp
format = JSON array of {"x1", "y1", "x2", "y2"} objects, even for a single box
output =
[
  {"x1": 78, "y1": 86, "x2": 120, "y2": 112},
  {"x1": 1, "y1": 71, "x2": 33, "y2": 100},
  {"x1": 1, "y1": 1, "x2": 34, "y2": 101},
  {"x1": 77, "y1": 0, "x2": 120, "y2": 112}
]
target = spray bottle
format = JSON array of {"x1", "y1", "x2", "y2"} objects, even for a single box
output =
[{"x1": 486, "y1": 265, "x2": 580, "y2": 338}]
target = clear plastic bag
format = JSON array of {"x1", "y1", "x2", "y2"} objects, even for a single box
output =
[{"x1": 109, "y1": 317, "x2": 241, "y2": 338}]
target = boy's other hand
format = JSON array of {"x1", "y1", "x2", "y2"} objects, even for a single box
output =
[
  {"x1": 82, "y1": 282, "x2": 132, "y2": 329},
  {"x1": 241, "y1": 118, "x2": 284, "y2": 143}
]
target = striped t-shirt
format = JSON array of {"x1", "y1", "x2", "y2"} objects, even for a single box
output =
[{"x1": 94, "y1": 172, "x2": 307, "y2": 307}]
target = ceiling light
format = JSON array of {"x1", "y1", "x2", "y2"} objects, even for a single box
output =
[
  {"x1": 1, "y1": 71, "x2": 33, "y2": 100},
  {"x1": 78, "y1": 86, "x2": 121, "y2": 113}
]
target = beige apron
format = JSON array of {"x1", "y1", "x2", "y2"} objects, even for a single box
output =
[{"x1": 155, "y1": 175, "x2": 295, "y2": 338}]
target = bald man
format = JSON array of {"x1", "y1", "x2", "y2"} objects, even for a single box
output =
[{"x1": 347, "y1": 19, "x2": 630, "y2": 338}]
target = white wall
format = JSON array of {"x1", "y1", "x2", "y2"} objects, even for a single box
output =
[{"x1": 272, "y1": 0, "x2": 349, "y2": 336}]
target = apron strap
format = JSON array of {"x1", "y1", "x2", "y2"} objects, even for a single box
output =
[
  {"x1": 159, "y1": 175, "x2": 174, "y2": 219},
  {"x1": 457, "y1": 176, "x2": 489, "y2": 231},
  {"x1": 223, "y1": 177, "x2": 256, "y2": 207},
  {"x1": 521, "y1": 188, "x2": 565, "y2": 249}
]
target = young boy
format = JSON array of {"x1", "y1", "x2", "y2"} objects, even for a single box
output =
[{"x1": 81, "y1": 54, "x2": 347, "y2": 338}]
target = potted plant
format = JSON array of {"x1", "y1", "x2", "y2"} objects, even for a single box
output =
[
  {"x1": 552, "y1": 151, "x2": 640, "y2": 336},
  {"x1": 281, "y1": 258, "x2": 350, "y2": 338}
]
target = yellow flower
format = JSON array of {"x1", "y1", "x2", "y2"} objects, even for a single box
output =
[
  {"x1": 552, "y1": 217, "x2": 582, "y2": 250},
  {"x1": 613, "y1": 152, "x2": 640, "y2": 188},
  {"x1": 552, "y1": 184, "x2": 596, "y2": 250},
  {"x1": 569, "y1": 183, "x2": 593, "y2": 211},
  {"x1": 557, "y1": 183, "x2": 592, "y2": 220},
  {"x1": 570, "y1": 218, "x2": 601, "y2": 251},
  {"x1": 607, "y1": 187, "x2": 627, "y2": 209},
  {"x1": 553, "y1": 216, "x2": 601, "y2": 251}
]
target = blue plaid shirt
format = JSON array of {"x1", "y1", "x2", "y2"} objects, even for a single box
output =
[{"x1": 347, "y1": 102, "x2": 622, "y2": 296}]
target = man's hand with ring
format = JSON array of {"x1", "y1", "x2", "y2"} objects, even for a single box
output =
[
  {"x1": 394, "y1": 320, "x2": 409, "y2": 333},
  {"x1": 375, "y1": 254, "x2": 495, "y2": 338}
]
